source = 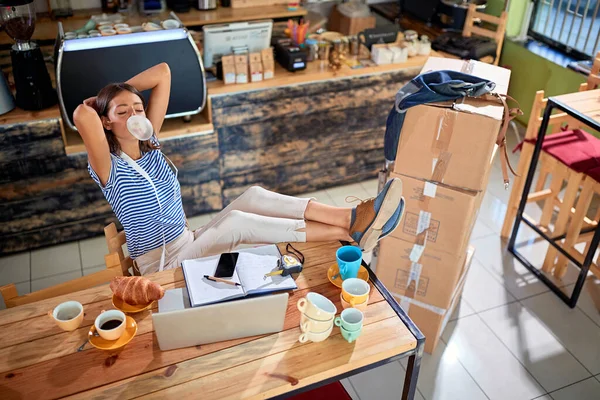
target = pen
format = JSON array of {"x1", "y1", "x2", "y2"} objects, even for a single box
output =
[{"x1": 203, "y1": 275, "x2": 241, "y2": 286}]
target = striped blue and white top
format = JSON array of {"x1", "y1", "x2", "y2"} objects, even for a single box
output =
[{"x1": 88, "y1": 139, "x2": 186, "y2": 259}]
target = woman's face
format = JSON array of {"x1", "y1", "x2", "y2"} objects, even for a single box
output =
[{"x1": 102, "y1": 90, "x2": 145, "y2": 140}]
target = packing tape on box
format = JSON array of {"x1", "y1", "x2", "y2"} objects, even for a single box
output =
[
  {"x1": 398, "y1": 262, "x2": 423, "y2": 312},
  {"x1": 392, "y1": 291, "x2": 447, "y2": 316},
  {"x1": 416, "y1": 210, "x2": 431, "y2": 235},
  {"x1": 429, "y1": 109, "x2": 456, "y2": 185},
  {"x1": 409, "y1": 209, "x2": 431, "y2": 262}
]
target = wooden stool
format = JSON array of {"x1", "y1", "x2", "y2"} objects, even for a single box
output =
[
  {"x1": 501, "y1": 90, "x2": 592, "y2": 243},
  {"x1": 553, "y1": 166, "x2": 600, "y2": 279}
]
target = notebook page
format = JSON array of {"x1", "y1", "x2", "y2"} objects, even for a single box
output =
[
  {"x1": 236, "y1": 252, "x2": 297, "y2": 295},
  {"x1": 182, "y1": 256, "x2": 245, "y2": 307}
]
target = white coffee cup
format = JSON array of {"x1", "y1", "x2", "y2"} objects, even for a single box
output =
[
  {"x1": 48, "y1": 301, "x2": 84, "y2": 332},
  {"x1": 298, "y1": 323, "x2": 333, "y2": 343},
  {"x1": 94, "y1": 310, "x2": 126, "y2": 340},
  {"x1": 297, "y1": 292, "x2": 337, "y2": 321},
  {"x1": 300, "y1": 313, "x2": 334, "y2": 333}
]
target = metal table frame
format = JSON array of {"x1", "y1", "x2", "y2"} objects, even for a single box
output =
[
  {"x1": 507, "y1": 97, "x2": 600, "y2": 308},
  {"x1": 272, "y1": 241, "x2": 425, "y2": 400}
]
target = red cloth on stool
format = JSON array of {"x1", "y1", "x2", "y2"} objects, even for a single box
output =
[
  {"x1": 289, "y1": 382, "x2": 351, "y2": 400},
  {"x1": 517, "y1": 129, "x2": 600, "y2": 173},
  {"x1": 585, "y1": 166, "x2": 600, "y2": 183}
]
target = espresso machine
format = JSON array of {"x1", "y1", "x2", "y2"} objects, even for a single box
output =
[{"x1": 0, "y1": 0, "x2": 56, "y2": 110}]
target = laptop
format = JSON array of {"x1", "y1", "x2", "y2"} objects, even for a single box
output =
[{"x1": 152, "y1": 287, "x2": 289, "y2": 351}]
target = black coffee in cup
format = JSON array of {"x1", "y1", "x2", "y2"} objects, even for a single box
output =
[{"x1": 100, "y1": 319, "x2": 123, "y2": 330}]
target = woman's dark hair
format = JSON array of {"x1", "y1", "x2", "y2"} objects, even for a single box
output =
[{"x1": 95, "y1": 83, "x2": 159, "y2": 154}]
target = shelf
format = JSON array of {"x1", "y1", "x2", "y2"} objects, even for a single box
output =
[
  {"x1": 0, "y1": 6, "x2": 307, "y2": 46},
  {"x1": 207, "y1": 54, "x2": 435, "y2": 96},
  {"x1": 63, "y1": 111, "x2": 213, "y2": 155},
  {"x1": 0, "y1": 105, "x2": 60, "y2": 126}
]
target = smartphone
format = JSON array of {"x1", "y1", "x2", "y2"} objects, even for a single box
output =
[{"x1": 214, "y1": 252, "x2": 239, "y2": 278}]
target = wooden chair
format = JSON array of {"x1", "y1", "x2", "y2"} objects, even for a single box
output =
[
  {"x1": 0, "y1": 222, "x2": 136, "y2": 308},
  {"x1": 104, "y1": 222, "x2": 139, "y2": 277},
  {"x1": 0, "y1": 252, "x2": 126, "y2": 308},
  {"x1": 437, "y1": 4, "x2": 508, "y2": 65},
  {"x1": 581, "y1": 51, "x2": 600, "y2": 91},
  {"x1": 462, "y1": 3, "x2": 508, "y2": 65}
]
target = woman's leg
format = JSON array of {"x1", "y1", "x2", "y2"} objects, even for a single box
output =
[
  {"x1": 195, "y1": 186, "x2": 312, "y2": 235},
  {"x1": 197, "y1": 185, "x2": 353, "y2": 235},
  {"x1": 177, "y1": 210, "x2": 350, "y2": 262},
  {"x1": 304, "y1": 201, "x2": 352, "y2": 229},
  {"x1": 302, "y1": 221, "x2": 353, "y2": 242}
]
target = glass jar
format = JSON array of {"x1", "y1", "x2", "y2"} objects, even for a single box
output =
[
  {"x1": 418, "y1": 35, "x2": 431, "y2": 56},
  {"x1": 349, "y1": 35, "x2": 359, "y2": 56},
  {"x1": 404, "y1": 30, "x2": 418, "y2": 57},
  {"x1": 317, "y1": 41, "x2": 331, "y2": 61},
  {"x1": 305, "y1": 38, "x2": 318, "y2": 61}
]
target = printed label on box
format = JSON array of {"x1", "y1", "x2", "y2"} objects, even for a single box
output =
[
  {"x1": 403, "y1": 211, "x2": 440, "y2": 242},
  {"x1": 394, "y1": 268, "x2": 429, "y2": 296}
]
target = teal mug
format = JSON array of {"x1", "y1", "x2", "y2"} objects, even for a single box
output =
[
  {"x1": 334, "y1": 308, "x2": 364, "y2": 332},
  {"x1": 336, "y1": 245, "x2": 362, "y2": 280},
  {"x1": 340, "y1": 325, "x2": 362, "y2": 343}
]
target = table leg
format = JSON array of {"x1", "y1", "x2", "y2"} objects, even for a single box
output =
[
  {"x1": 508, "y1": 103, "x2": 554, "y2": 252},
  {"x1": 569, "y1": 224, "x2": 600, "y2": 307},
  {"x1": 401, "y1": 345, "x2": 423, "y2": 400}
]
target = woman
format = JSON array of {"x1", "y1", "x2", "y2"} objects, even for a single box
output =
[{"x1": 74, "y1": 63, "x2": 405, "y2": 275}]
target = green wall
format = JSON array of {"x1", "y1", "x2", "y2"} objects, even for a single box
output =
[
  {"x1": 485, "y1": 0, "x2": 587, "y2": 124},
  {"x1": 500, "y1": 40, "x2": 586, "y2": 124}
]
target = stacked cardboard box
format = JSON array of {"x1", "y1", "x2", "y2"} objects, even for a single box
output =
[{"x1": 376, "y1": 57, "x2": 511, "y2": 353}]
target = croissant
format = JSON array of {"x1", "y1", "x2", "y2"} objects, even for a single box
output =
[{"x1": 110, "y1": 276, "x2": 165, "y2": 305}]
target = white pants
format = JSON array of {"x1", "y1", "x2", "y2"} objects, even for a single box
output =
[{"x1": 135, "y1": 186, "x2": 311, "y2": 275}]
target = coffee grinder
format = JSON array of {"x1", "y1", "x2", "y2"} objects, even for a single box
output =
[{"x1": 0, "y1": 0, "x2": 56, "y2": 110}]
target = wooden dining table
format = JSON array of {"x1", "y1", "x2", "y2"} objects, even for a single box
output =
[{"x1": 0, "y1": 240, "x2": 424, "y2": 399}]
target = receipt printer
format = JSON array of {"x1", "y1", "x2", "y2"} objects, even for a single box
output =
[{"x1": 272, "y1": 37, "x2": 307, "y2": 72}]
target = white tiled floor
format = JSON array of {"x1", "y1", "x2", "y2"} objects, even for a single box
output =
[{"x1": 2, "y1": 128, "x2": 600, "y2": 399}]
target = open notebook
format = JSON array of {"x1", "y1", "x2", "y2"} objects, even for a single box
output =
[{"x1": 182, "y1": 246, "x2": 297, "y2": 307}]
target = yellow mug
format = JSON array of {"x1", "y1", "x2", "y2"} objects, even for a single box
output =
[
  {"x1": 342, "y1": 278, "x2": 370, "y2": 307},
  {"x1": 48, "y1": 301, "x2": 84, "y2": 332},
  {"x1": 340, "y1": 293, "x2": 368, "y2": 311}
]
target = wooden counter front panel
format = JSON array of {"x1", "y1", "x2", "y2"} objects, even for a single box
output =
[
  {"x1": 0, "y1": 126, "x2": 222, "y2": 254},
  {"x1": 0, "y1": 67, "x2": 420, "y2": 254},
  {"x1": 213, "y1": 69, "x2": 419, "y2": 204}
]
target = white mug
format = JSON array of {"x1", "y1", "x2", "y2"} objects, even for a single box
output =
[
  {"x1": 94, "y1": 310, "x2": 126, "y2": 340},
  {"x1": 300, "y1": 313, "x2": 334, "y2": 333},
  {"x1": 48, "y1": 301, "x2": 83, "y2": 332},
  {"x1": 298, "y1": 323, "x2": 333, "y2": 343},
  {"x1": 297, "y1": 292, "x2": 337, "y2": 321}
]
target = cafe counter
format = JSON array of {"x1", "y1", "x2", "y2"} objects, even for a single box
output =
[{"x1": 0, "y1": 56, "x2": 430, "y2": 254}]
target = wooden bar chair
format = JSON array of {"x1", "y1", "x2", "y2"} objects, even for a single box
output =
[
  {"x1": 553, "y1": 166, "x2": 600, "y2": 279},
  {"x1": 0, "y1": 253, "x2": 126, "y2": 308},
  {"x1": 501, "y1": 89, "x2": 593, "y2": 239}
]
